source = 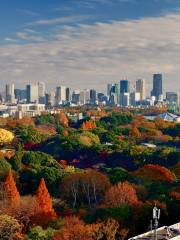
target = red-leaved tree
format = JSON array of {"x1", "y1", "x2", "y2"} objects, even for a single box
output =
[
  {"x1": 104, "y1": 181, "x2": 139, "y2": 207},
  {"x1": 4, "y1": 171, "x2": 20, "y2": 206},
  {"x1": 33, "y1": 178, "x2": 56, "y2": 225}
]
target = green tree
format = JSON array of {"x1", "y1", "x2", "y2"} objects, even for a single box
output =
[
  {"x1": 26, "y1": 226, "x2": 54, "y2": 240},
  {"x1": 102, "y1": 167, "x2": 129, "y2": 184},
  {"x1": 0, "y1": 157, "x2": 11, "y2": 179}
]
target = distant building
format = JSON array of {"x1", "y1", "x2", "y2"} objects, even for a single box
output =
[
  {"x1": 136, "y1": 79, "x2": 146, "y2": 100},
  {"x1": 151, "y1": 74, "x2": 163, "y2": 101},
  {"x1": 90, "y1": 89, "x2": 97, "y2": 105},
  {"x1": 71, "y1": 90, "x2": 80, "y2": 105},
  {"x1": 38, "y1": 82, "x2": 46, "y2": 104},
  {"x1": 45, "y1": 91, "x2": 55, "y2": 107},
  {"x1": 55, "y1": 86, "x2": 66, "y2": 105},
  {"x1": 14, "y1": 89, "x2": 27, "y2": 102},
  {"x1": 17, "y1": 103, "x2": 45, "y2": 118},
  {"x1": 166, "y1": 92, "x2": 178, "y2": 104},
  {"x1": 107, "y1": 83, "x2": 114, "y2": 96},
  {"x1": 79, "y1": 89, "x2": 90, "y2": 105},
  {"x1": 130, "y1": 92, "x2": 140, "y2": 106},
  {"x1": 66, "y1": 87, "x2": 71, "y2": 102},
  {"x1": 5, "y1": 82, "x2": 15, "y2": 103},
  {"x1": 120, "y1": 80, "x2": 130, "y2": 106},
  {"x1": 26, "y1": 84, "x2": 39, "y2": 103}
]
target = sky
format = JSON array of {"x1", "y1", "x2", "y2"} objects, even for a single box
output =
[{"x1": 0, "y1": 0, "x2": 180, "y2": 94}]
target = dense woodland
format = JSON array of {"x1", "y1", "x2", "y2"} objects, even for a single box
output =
[{"x1": 0, "y1": 107, "x2": 179, "y2": 240}]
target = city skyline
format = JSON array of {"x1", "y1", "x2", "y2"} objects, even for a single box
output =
[
  {"x1": 0, "y1": 0, "x2": 180, "y2": 93},
  {"x1": 0, "y1": 73, "x2": 176, "y2": 97}
]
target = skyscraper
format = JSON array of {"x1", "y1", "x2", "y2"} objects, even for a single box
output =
[
  {"x1": 107, "y1": 84, "x2": 114, "y2": 96},
  {"x1": 55, "y1": 86, "x2": 66, "y2": 105},
  {"x1": 5, "y1": 81, "x2": 15, "y2": 103},
  {"x1": 38, "y1": 82, "x2": 46, "y2": 104},
  {"x1": 66, "y1": 88, "x2": 71, "y2": 102},
  {"x1": 90, "y1": 89, "x2": 97, "y2": 104},
  {"x1": 136, "y1": 79, "x2": 146, "y2": 100},
  {"x1": 151, "y1": 74, "x2": 163, "y2": 101},
  {"x1": 166, "y1": 92, "x2": 178, "y2": 104},
  {"x1": 26, "y1": 84, "x2": 39, "y2": 103},
  {"x1": 120, "y1": 80, "x2": 130, "y2": 94},
  {"x1": 120, "y1": 80, "x2": 130, "y2": 106}
]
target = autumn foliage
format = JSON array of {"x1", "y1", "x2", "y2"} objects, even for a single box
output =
[
  {"x1": 82, "y1": 120, "x2": 96, "y2": 130},
  {"x1": 4, "y1": 171, "x2": 20, "y2": 206},
  {"x1": 53, "y1": 216, "x2": 93, "y2": 240},
  {"x1": 104, "y1": 182, "x2": 139, "y2": 207},
  {"x1": 35, "y1": 178, "x2": 56, "y2": 221},
  {"x1": 133, "y1": 164, "x2": 174, "y2": 183},
  {"x1": 0, "y1": 129, "x2": 14, "y2": 145},
  {"x1": 56, "y1": 112, "x2": 69, "y2": 128}
]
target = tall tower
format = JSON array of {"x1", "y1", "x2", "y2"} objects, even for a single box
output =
[
  {"x1": 136, "y1": 79, "x2": 146, "y2": 100},
  {"x1": 119, "y1": 80, "x2": 130, "y2": 106},
  {"x1": 26, "y1": 84, "x2": 39, "y2": 103},
  {"x1": 151, "y1": 74, "x2": 163, "y2": 101},
  {"x1": 5, "y1": 81, "x2": 15, "y2": 103},
  {"x1": 55, "y1": 86, "x2": 66, "y2": 105},
  {"x1": 120, "y1": 80, "x2": 130, "y2": 94}
]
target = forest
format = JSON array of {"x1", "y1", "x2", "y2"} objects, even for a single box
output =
[{"x1": 0, "y1": 107, "x2": 179, "y2": 240}]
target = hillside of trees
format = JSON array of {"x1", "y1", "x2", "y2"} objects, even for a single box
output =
[{"x1": 0, "y1": 108, "x2": 179, "y2": 239}]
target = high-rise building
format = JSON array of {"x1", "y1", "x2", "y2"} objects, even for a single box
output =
[
  {"x1": 45, "y1": 91, "x2": 55, "y2": 106},
  {"x1": 72, "y1": 90, "x2": 80, "y2": 104},
  {"x1": 166, "y1": 92, "x2": 178, "y2": 104},
  {"x1": 136, "y1": 79, "x2": 146, "y2": 100},
  {"x1": 26, "y1": 84, "x2": 39, "y2": 103},
  {"x1": 66, "y1": 88, "x2": 71, "y2": 102},
  {"x1": 120, "y1": 80, "x2": 130, "y2": 94},
  {"x1": 130, "y1": 92, "x2": 141, "y2": 106},
  {"x1": 120, "y1": 80, "x2": 130, "y2": 106},
  {"x1": 55, "y1": 86, "x2": 66, "y2": 105},
  {"x1": 151, "y1": 74, "x2": 163, "y2": 101},
  {"x1": 38, "y1": 82, "x2": 45, "y2": 104},
  {"x1": 79, "y1": 89, "x2": 90, "y2": 105},
  {"x1": 38, "y1": 82, "x2": 45, "y2": 97},
  {"x1": 5, "y1": 82, "x2": 15, "y2": 103},
  {"x1": 90, "y1": 89, "x2": 97, "y2": 104},
  {"x1": 107, "y1": 84, "x2": 114, "y2": 96}
]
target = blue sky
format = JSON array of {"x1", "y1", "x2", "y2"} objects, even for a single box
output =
[{"x1": 0, "y1": 0, "x2": 180, "y2": 93}]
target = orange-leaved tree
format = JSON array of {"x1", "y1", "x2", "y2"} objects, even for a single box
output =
[
  {"x1": 133, "y1": 164, "x2": 174, "y2": 183},
  {"x1": 35, "y1": 178, "x2": 56, "y2": 223},
  {"x1": 52, "y1": 216, "x2": 93, "y2": 240},
  {"x1": 104, "y1": 181, "x2": 139, "y2": 207},
  {"x1": 4, "y1": 170, "x2": 20, "y2": 206}
]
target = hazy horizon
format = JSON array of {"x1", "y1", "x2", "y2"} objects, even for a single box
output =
[{"x1": 0, "y1": 0, "x2": 180, "y2": 94}]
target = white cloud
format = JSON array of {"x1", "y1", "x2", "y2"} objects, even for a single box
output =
[
  {"x1": 29, "y1": 15, "x2": 91, "y2": 26},
  {"x1": 0, "y1": 12, "x2": 180, "y2": 94}
]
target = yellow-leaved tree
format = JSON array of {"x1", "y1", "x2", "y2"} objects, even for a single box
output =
[{"x1": 0, "y1": 129, "x2": 14, "y2": 145}]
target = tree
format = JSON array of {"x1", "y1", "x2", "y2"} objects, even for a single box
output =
[
  {"x1": 26, "y1": 226, "x2": 54, "y2": 240},
  {"x1": 101, "y1": 167, "x2": 129, "y2": 184},
  {"x1": 133, "y1": 164, "x2": 174, "y2": 183},
  {"x1": 104, "y1": 182, "x2": 139, "y2": 207},
  {"x1": 4, "y1": 171, "x2": 20, "y2": 206},
  {"x1": 55, "y1": 112, "x2": 69, "y2": 128},
  {"x1": 0, "y1": 128, "x2": 14, "y2": 145},
  {"x1": 35, "y1": 178, "x2": 56, "y2": 220},
  {"x1": 53, "y1": 216, "x2": 92, "y2": 240},
  {"x1": 15, "y1": 125, "x2": 45, "y2": 144},
  {"x1": 92, "y1": 218, "x2": 128, "y2": 240},
  {"x1": 0, "y1": 157, "x2": 11, "y2": 179},
  {"x1": 129, "y1": 127, "x2": 141, "y2": 139},
  {"x1": 61, "y1": 170, "x2": 110, "y2": 208},
  {"x1": 0, "y1": 214, "x2": 22, "y2": 240}
]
